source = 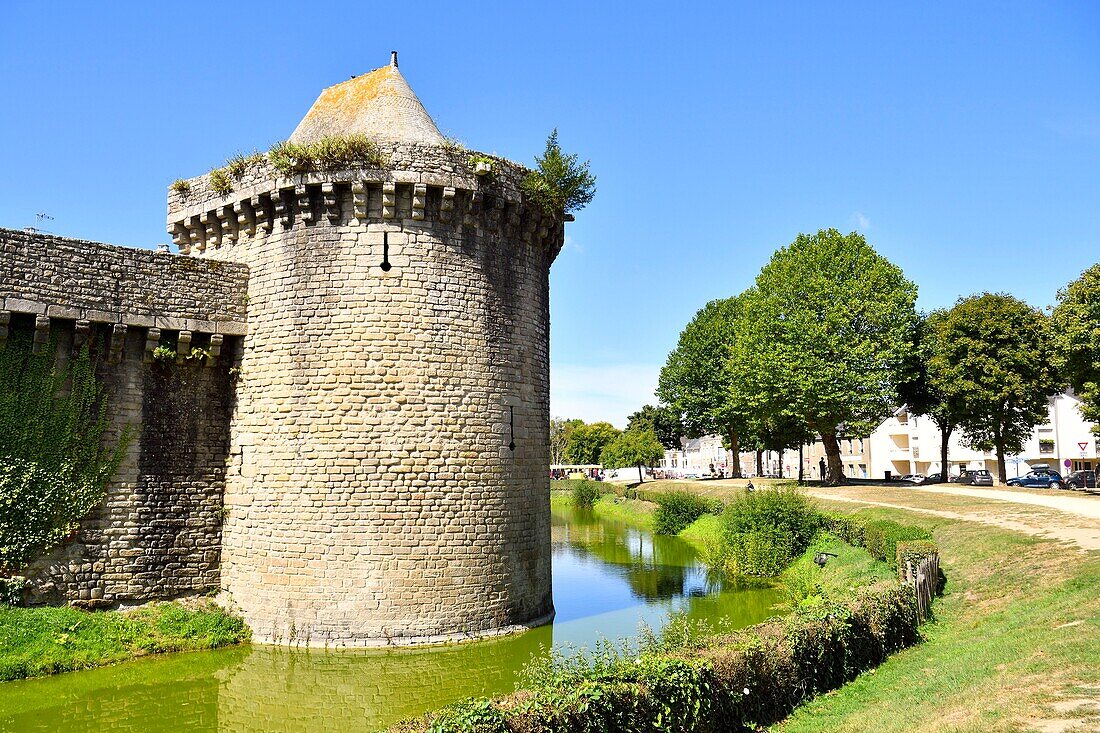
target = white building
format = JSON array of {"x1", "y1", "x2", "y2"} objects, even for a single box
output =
[
  {"x1": 659, "y1": 435, "x2": 732, "y2": 477},
  {"x1": 869, "y1": 390, "x2": 1097, "y2": 480}
]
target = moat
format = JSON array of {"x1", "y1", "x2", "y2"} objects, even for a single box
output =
[{"x1": 0, "y1": 504, "x2": 779, "y2": 732}]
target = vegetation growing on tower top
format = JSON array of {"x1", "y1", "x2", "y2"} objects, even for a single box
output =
[
  {"x1": 522, "y1": 129, "x2": 597, "y2": 216},
  {"x1": 268, "y1": 134, "x2": 386, "y2": 175}
]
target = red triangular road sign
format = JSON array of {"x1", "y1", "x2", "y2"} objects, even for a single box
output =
[{"x1": 1079, "y1": 442, "x2": 1090, "y2": 451}]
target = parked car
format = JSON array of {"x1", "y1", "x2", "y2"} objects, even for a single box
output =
[
  {"x1": 955, "y1": 469, "x2": 994, "y2": 486},
  {"x1": 919, "y1": 472, "x2": 946, "y2": 485},
  {"x1": 1064, "y1": 470, "x2": 1097, "y2": 490},
  {"x1": 899, "y1": 474, "x2": 925, "y2": 483},
  {"x1": 1006, "y1": 469, "x2": 1064, "y2": 489}
]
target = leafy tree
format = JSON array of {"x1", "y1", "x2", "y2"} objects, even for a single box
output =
[
  {"x1": 0, "y1": 336, "x2": 129, "y2": 575},
  {"x1": 1052, "y1": 264, "x2": 1100, "y2": 432},
  {"x1": 549, "y1": 417, "x2": 584, "y2": 466},
  {"x1": 658, "y1": 296, "x2": 750, "y2": 478},
  {"x1": 626, "y1": 404, "x2": 683, "y2": 450},
  {"x1": 934, "y1": 293, "x2": 1062, "y2": 483},
  {"x1": 897, "y1": 310, "x2": 965, "y2": 483},
  {"x1": 521, "y1": 129, "x2": 596, "y2": 216},
  {"x1": 733, "y1": 229, "x2": 918, "y2": 485},
  {"x1": 600, "y1": 428, "x2": 665, "y2": 484},
  {"x1": 563, "y1": 421, "x2": 620, "y2": 465}
]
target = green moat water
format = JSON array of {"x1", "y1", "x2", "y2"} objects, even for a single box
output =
[{"x1": 0, "y1": 505, "x2": 780, "y2": 732}]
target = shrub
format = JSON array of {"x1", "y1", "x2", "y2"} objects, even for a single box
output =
[
  {"x1": 570, "y1": 480, "x2": 601, "y2": 510},
  {"x1": 209, "y1": 167, "x2": 232, "y2": 195},
  {"x1": 427, "y1": 698, "x2": 508, "y2": 733},
  {"x1": 819, "y1": 512, "x2": 867, "y2": 546},
  {"x1": 521, "y1": 129, "x2": 596, "y2": 216},
  {"x1": 863, "y1": 520, "x2": 932, "y2": 568},
  {"x1": 652, "y1": 491, "x2": 715, "y2": 535},
  {"x1": 0, "y1": 577, "x2": 26, "y2": 606},
  {"x1": 170, "y1": 179, "x2": 191, "y2": 195},
  {"x1": 778, "y1": 562, "x2": 823, "y2": 610},
  {"x1": 722, "y1": 488, "x2": 820, "y2": 576},
  {"x1": 400, "y1": 582, "x2": 920, "y2": 733}
]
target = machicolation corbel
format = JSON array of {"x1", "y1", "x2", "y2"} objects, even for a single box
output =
[
  {"x1": 382, "y1": 182, "x2": 396, "y2": 219},
  {"x1": 73, "y1": 320, "x2": 91, "y2": 354},
  {"x1": 108, "y1": 323, "x2": 127, "y2": 364},
  {"x1": 322, "y1": 183, "x2": 340, "y2": 224},
  {"x1": 352, "y1": 182, "x2": 368, "y2": 222},
  {"x1": 411, "y1": 183, "x2": 427, "y2": 221},
  {"x1": 296, "y1": 186, "x2": 313, "y2": 225},
  {"x1": 440, "y1": 186, "x2": 455, "y2": 223},
  {"x1": 32, "y1": 315, "x2": 50, "y2": 354},
  {"x1": 274, "y1": 189, "x2": 291, "y2": 229},
  {"x1": 144, "y1": 327, "x2": 162, "y2": 363},
  {"x1": 176, "y1": 330, "x2": 192, "y2": 363},
  {"x1": 208, "y1": 334, "x2": 223, "y2": 366}
]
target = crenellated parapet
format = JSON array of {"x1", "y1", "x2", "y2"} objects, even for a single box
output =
[{"x1": 166, "y1": 142, "x2": 566, "y2": 263}]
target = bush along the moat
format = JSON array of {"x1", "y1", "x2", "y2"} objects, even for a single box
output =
[
  {"x1": 396, "y1": 582, "x2": 920, "y2": 733},
  {"x1": 652, "y1": 491, "x2": 720, "y2": 535}
]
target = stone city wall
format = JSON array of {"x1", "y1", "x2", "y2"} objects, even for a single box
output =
[{"x1": 0, "y1": 228, "x2": 248, "y2": 605}]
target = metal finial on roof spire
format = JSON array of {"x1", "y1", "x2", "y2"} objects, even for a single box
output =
[{"x1": 390, "y1": 51, "x2": 398, "y2": 68}]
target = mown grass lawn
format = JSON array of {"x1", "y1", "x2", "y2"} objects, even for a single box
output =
[
  {"x1": 775, "y1": 504, "x2": 1100, "y2": 733},
  {"x1": 0, "y1": 600, "x2": 248, "y2": 682}
]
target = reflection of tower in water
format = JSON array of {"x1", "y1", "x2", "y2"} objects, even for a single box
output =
[{"x1": 215, "y1": 626, "x2": 554, "y2": 732}]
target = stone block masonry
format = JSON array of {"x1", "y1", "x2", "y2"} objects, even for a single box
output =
[
  {"x1": 0, "y1": 228, "x2": 248, "y2": 334},
  {"x1": 168, "y1": 139, "x2": 563, "y2": 646}
]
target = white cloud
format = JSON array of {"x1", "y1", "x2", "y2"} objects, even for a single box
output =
[
  {"x1": 551, "y1": 363, "x2": 660, "y2": 428},
  {"x1": 851, "y1": 212, "x2": 871, "y2": 231}
]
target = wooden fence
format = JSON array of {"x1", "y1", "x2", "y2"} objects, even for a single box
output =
[{"x1": 900, "y1": 552, "x2": 940, "y2": 621}]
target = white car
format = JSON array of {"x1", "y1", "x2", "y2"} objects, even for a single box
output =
[{"x1": 900, "y1": 474, "x2": 925, "y2": 483}]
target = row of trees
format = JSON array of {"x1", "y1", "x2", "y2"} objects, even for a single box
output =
[
  {"x1": 654, "y1": 229, "x2": 1100, "y2": 485},
  {"x1": 549, "y1": 415, "x2": 666, "y2": 483}
]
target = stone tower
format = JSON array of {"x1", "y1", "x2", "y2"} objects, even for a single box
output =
[{"x1": 166, "y1": 54, "x2": 562, "y2": 646}]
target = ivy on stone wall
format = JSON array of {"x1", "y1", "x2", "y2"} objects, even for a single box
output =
[{"x1": 0, "y1": 335, "x2": 130, "y2": 579}]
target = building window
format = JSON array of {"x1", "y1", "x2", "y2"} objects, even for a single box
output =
[{"x1": 1039, "y1": 439, "x2": 1055, "y2": 454}]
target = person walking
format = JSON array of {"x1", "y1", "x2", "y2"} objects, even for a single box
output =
[{"x1": 818, "y1": 457, "x2": 827, "y2": 481}]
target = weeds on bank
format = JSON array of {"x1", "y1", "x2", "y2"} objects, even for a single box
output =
[{"x1": 0, "y1": 601, "x2": 248, "y2": 682}]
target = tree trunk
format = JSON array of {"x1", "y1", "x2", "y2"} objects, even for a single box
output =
[
  {"x1": 637, "y1": 463, "x2": 644, "y2": 484},
  {"x1": 727, "y1": 427, "x2": 743, "y2": 478},
  {"x1": 820, "y1": 431, "x2": 846, "y2": 485},
  {"x1": 994, "y1": 425, "x2": 1007, "y2": 484},
  {"x1": 755, "y1": 449, "x2": 763, "y2": 477},
  {"x1": 798, "y1": 442, "x2": 805, "y2": 483},
  {"x1": 939, "y1": 422, "x2": 952, "y2": 484},
  {"x1": 778, "y1": 448, "x2": 784, "y2": 478}
]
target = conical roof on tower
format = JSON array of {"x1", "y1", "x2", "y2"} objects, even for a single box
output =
[{"x1": 289, "y1": 52, "x2": 446, "y2": 146}]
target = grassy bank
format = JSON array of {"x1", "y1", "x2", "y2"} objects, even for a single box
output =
[
  {"x1": 775, "y1": 504, "x2": 1100, "y2": 732},
  {"x1": 0, "y1": 600, "x2": 249, "y2": 682}
]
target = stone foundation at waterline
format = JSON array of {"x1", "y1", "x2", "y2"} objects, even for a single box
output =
[{"x1": 2, "y1": 57, "x2": 564, "y2": 645}]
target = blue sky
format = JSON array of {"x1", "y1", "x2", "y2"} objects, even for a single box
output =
[{"x1": 3, "y1": 2, "x2": 1099, "y2": 426}]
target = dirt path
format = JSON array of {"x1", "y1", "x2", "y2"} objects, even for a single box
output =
[{"x1": 806, "y1": 485, "x2": 1100, "y2": 551}]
